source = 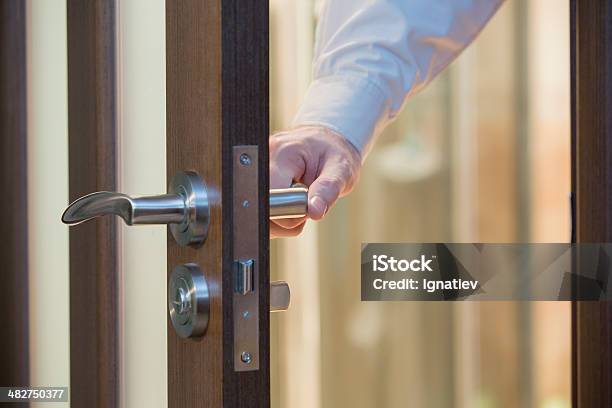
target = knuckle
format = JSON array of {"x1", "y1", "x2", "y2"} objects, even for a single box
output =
[
  {"x1": 271, "y1": 140, "x2": 301, "y2": 159},
  {"x1": 316, "y1": 176, "x2": 343, "y2": 196},
  {"x1": 269, "y1": 133, "x2": 289, "y2": 151},
  {"x1": 335, "y1": 158, "x2": 360, "y2": 192}
]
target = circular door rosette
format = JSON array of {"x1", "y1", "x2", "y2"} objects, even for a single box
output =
[{"x1": 168, "y1": 263, "x2": 210, "y2": 339}]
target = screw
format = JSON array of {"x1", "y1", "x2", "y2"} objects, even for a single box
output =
[
  {"x1": 242, "y1": 200, "x2": 250, "y2": 208},
  {"x1": 239, "y1": 154, "x2": 252, "y2": 166},
  {"x1": 242, "y1": 310, "x2": 250, "y2": 319},
  {"x1": 241, "y1": 351, "x2": 253, "y2": 364}
]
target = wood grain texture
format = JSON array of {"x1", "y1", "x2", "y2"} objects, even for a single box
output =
[
  {"x1": 166, "y1": 0, "x2": 269, "y2": 406},
  {"x1": 67, "y1": 0, "x2": 119, "y2": 406},
  {"x1": 0, "y1": 0, "x2": 29, "y2": 401},
  {"x1": 572, "y1": 0, "x2": 612, "y2": 406},
  {"x1": 166, "y1": 1, "x2": 224, "y2": 406},
  {"x1": 222, "y1": 1, "x2": 270, "y2": 406}
]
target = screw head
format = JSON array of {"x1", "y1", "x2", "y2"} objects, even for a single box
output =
[
  {"x1": 242, "y1": 200, "x2": 250, "y2": 208},
  {"x1": 242, "y1": 310, "x2": 250, "y2": 319},
  {"x1": 239, "y1": 153, "x2": 252, "y2": 166},
  {"x1": 241, "y1": 351, "x2": 252, "y2": 364}
]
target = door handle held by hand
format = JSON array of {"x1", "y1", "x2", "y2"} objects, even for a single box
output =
[{"x1": 62, "y1": 172, "x2": 309, "y2": 246}]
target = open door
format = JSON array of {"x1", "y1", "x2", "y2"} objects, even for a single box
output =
[
  {"x1": 64, "y1": 0, "x2": 279, "y2": 406},
  {"x1": 164, "y1": 1, "x2": 270, "y2": 406}
]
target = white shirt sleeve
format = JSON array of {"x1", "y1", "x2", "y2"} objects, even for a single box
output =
[{"x1": 292, "y1": 0, "x2": 504, "y2": 158}]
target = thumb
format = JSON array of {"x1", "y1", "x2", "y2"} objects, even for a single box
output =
[{"x1": 308, "y1": 161, "x2": 352, "y2": 220}]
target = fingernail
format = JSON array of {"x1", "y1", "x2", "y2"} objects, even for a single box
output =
[{"x1": 309, "y1": 196, "x2": 327, "y2": 217}]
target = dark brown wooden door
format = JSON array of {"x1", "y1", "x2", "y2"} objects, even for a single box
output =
[
  {"x1": 67, "y1": 1, "x2": 119, "y2": 406},
  {"x1": 571, "y1": 0, "x2": 612, "y2": 406},
  {"x1": 165, "y1": 1, "x2": 270, "y2": 407},
  {"x1": 0, "y1": 2, "x2": 28, "y2": 406}
]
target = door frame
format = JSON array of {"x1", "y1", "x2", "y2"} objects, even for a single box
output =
[
  {"x1": 0, "y1": 0, "x2": 29, "y2": 396},
  {"x1": 571, "y1": 0, "x2": 612, "y2": 406},
  {"x1": 66, "y1": 0, "x2": 119, "y2": 406}
]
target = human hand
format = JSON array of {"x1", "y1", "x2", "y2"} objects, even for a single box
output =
[{"x1": 270, "y1": 126, "x2": 362, "y2": 238}]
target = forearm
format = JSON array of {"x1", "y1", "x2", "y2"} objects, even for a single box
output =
[{"x1": 293, "y1": 0, "x2": 504, "y2": 158}]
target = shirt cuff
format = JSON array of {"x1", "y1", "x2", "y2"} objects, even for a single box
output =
[{"x1": 292, "y1": 75, "x2": 389, "y2": 159}]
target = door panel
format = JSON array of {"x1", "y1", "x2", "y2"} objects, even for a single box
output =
[
  {"x1": 165, "y1": 0, "x2": 223, "y2": 405},
  {"x1": 166, "y1": 1, "x2": 270, "y2": 407}
]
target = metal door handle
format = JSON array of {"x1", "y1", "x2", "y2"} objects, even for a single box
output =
[
  {"x1": 62, "y1": 192, "x2": 187, "y2": 226},
  {"x1": 62, "y1": 171, "x2": 309, "y2": 246},
  {"x1": 62, "y1": 171, "x2": 209, "y2": 247},
  {"x1": 269, "y1": 184, "x2": 308, "y2": 219}
]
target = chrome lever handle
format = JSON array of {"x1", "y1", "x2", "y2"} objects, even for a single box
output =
[
  {"x1": 62, "y1": 172, "x2": 309, "y2": 247},
  {"x1": 62, "y1": 171, "x2": 210, "y2": 247},
  {"x1": 61, "y1": 192, "x2": 186, "y2": 226},
  {"x1": 269, "y1": 183, "x2": 308, "y2": 219}
]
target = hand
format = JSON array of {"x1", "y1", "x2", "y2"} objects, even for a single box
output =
[{"x1": 270, "y1": 125, "x2": 362, "y2": 238}]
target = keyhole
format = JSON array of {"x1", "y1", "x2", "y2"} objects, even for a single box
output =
[{"x1": 173, "y1": 284, "x2": 191, "y2": 316}]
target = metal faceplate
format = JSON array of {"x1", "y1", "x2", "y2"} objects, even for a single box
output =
[
  {"x1": 233, "y1": 145, "x2": 260, "y2": 371},
  {"x1": 168, "y1": 264, "x2": 210, "y2": 339}
]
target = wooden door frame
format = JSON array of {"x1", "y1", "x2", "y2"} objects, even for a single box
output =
[
  {"x1": 0, "y1": 0, "x2": 29, "y2": 397},
  {"x1": 571, "y1": 0, "x2": 612, "y2": 406},
  {"x1": 67, "y1": 0, "x2": 119, "y2": 406}
]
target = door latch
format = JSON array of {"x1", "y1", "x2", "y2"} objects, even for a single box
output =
[{"x1": 167, "y1": 264, "x2": 290, "y2": 339}]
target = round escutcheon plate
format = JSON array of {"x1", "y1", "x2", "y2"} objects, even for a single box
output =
[
  {"x1": 168, "y1": 171, "x2": 210, "y2": 247},
  {"x1": 168, "y1": 263, "x2": 210, "y2": 339}
]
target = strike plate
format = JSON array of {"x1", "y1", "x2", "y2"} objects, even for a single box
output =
[{"x1": 233, "y1": 145, "x2": 260, "y2": 371}]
